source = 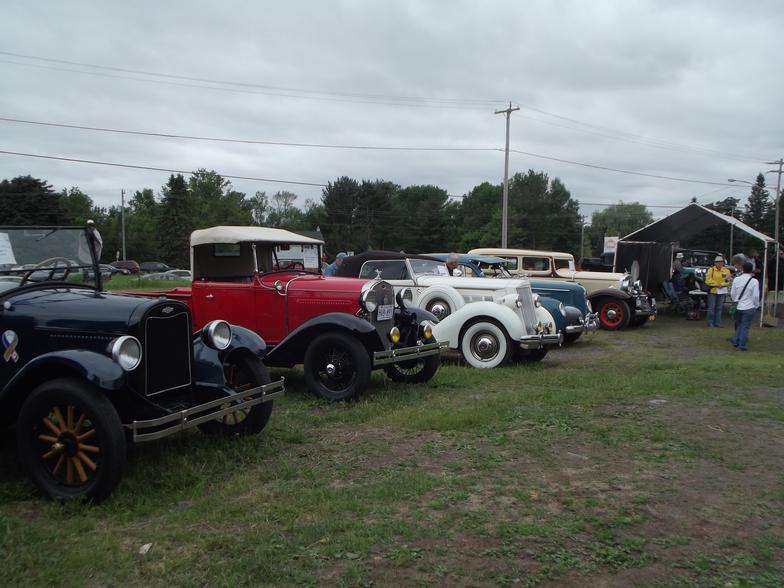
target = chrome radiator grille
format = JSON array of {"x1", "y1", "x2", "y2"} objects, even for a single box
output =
[
  {"x1": 516, "y1": 283, "x2": 538, "y2": 335},
  {"x1": 143, "y1": 305, "x2": 193, "y2": 396}
]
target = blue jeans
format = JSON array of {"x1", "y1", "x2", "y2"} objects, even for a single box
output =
[
  {"x1": 706, "y1": 293, "x2": 725, "y2": 326},
  {"x1": 731, "y1": 308, "x2": 756, "y2": 350}
]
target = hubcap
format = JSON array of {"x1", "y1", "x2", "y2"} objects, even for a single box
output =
[
  {"x1": 325, "y1": 363, "x2": 337, "y2": 376},
  {"x1": 429, "y1": 302, "x2": 449, "y2": 319},
  {"x1": 606, "y1": 309, "x2": 617, "y2": 320},
  {"x1": 472, "y1": 333, "x2": 499, "y2": 360}
]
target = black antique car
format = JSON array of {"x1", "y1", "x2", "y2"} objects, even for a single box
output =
[{"x1": 0, "y1": 223, "x2": 284, "y2": 501}]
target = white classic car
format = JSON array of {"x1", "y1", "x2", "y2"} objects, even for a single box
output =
[{"x1": 335, "y1": 251, "x2": 562, "y2": 368}]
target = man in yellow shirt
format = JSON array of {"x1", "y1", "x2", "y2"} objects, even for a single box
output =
[{"x1": 705, "y1": 255, "x2": 733, "y2": 327}]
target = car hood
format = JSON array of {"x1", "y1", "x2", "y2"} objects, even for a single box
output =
[
  {"x1": 7, "y1": 287, "x2": 159, "y2": 333},
  {"x1": 259, "y1": 273, "x2": 369, "y2": 295}
]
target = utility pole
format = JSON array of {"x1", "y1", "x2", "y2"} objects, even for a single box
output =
[
  {"x1": 767, "y1": 158, "x2": 783, "y2": 321},
  {"x1": 729, "y1": 206, "x2": 735, "y2": 259},
  {"x1": 495, "y1": 102, "x2": 519, "y2": 248},
  {"x1": 580, "y1": 215, "x2": 586, "y2": 259},
  {"x1": 120, "y1": 189, "x2": 126, "y2": 261}
]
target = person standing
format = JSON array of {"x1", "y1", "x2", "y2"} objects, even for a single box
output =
[
  {"x1": 324, "y1": 252, "x2": 347, "y2": 276},
  {"x1": 445, "y1": 253, "x2": 460, "y2": 276},
  {"x1": 705, "y1": 255, "x2": 732, "y2": 327},
  {"x1": 729, "y1": 261, "x2": 760, "y2": 351}
]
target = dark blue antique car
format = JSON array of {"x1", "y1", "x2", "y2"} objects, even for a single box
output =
[
  {"x1": 0, "y1": 223, "x2": 284, "y2": 501},
  {"x1": 427, "y1": 253, "x2": 598, "y2": 344}
]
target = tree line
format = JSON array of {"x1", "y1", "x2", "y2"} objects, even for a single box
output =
[{"x1": 0, "y1": 169, "x2": 777, "y2": 267}]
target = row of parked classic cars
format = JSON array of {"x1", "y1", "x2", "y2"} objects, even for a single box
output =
[{"x1": 0, "y1": 223, "x2": 656, "y2": 501}]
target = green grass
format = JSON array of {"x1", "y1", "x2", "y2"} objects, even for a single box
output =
[
  {"x1": 1, "y1": 315, "x2": 783, "y2": 586},
  {"x1": 103, "y1": 274, "x2": 190, "y2": 291}
]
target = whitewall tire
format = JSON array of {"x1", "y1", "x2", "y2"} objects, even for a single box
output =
[{"x1": 460, "y1": 320, "x2": 510, "y2": 369}]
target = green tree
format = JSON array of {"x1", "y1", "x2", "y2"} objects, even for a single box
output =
[
  {"x1": 456, "y1": 182, "x2": 501, "y2": 251},
  {"x1": 393, "y1": 185, "x2": 450, "y2": 253},
  {"x1": 124, "y1": 188, "x2": 160, "y2": 262},
  {"x1": 355, "y1": 180, "x2": 398, "y2": 250},
  {"x1": 267, "y1": 191, "x2": 302, "y2": 227},
  {"x1": 589, "y1": 202, "x2": 653, "y2": 254},
  {"x1": 60, "y1": 187, "x2": 95, "y2": 224},
  {"x1": 158, "y1": 174, "x2": 192, "y2": 268},
  {"x1": 321, "y1": 176, "x2": 360, "y2": 254},
  {"x1": 188, "y1": 169, "x2": 252, "y2": 228},
  {"x1": 0, "y1": 176, "x2": 66, "y2": 224}
]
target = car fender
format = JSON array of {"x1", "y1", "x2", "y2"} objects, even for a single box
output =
[
  {"x1": 538, "y1": 297, "x2": 566, "y2": 333},
  {"x1": 588, "y1": 288, "x2": 632, "y2": 302},
  {"x1": 414, "y1": 285, "x2": 466, "y2": 315},
  {"x1": 192, "y1": 325, "x2": 268, "y2": 385},
  {"x1": 430, "y1": 302, "x2": 525, "y2": 349},
  {"x1": 263, "y1": 312, "x2": 381, "y2": 368},
  {"x1": 0, "y1": 350, "x2": 126, "y2": 421}
]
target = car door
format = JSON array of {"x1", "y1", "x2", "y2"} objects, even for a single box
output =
[{"x1": 190, "y1": 279, "x2": 255, "y2": 332}]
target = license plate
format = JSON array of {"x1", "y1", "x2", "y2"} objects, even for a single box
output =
[{"x1": 377, "y1": 304, "x2": 394, "y2": 321}]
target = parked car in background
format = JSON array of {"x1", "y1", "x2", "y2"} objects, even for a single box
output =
[
  {"x1": 131, "y1": 227, "x2": 445, "y2": 400},
  {"x1": 111, "y1": 260, "x2": 140, "y2": 274},
  {"x1": 335, "y1": 251, "x2": 563, "y2": 367},
  {"x1": 143, "y1": 272, "x2": 191, "y2": 282},
  {"x1": 0, "y1": 223, "x2": 283, "y2": 501},
  {"x1": 83, "y1": 264, "x2": 128, "y2": 281},
  {"x1": 166, "y1": 269, "x2": 192, "y2": 280},
  {"x1": 469, "y1": 248, "x2": 656, "y2": 330},
  {"x1": 140, "y1": 261, "x2": 171, "y2": 274},
  {"x1": 427, "y1": 253, "x2": 598, "y2": 344}
]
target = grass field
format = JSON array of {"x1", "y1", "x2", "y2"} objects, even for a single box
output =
[{"x1": 1, "y1": 315, "x2": 783, "y2": 587}]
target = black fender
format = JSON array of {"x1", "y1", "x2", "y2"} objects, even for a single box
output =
[
  {"x1": 0, "y1": 350, "x2": 126, "y2": 426},
  {"x1": 394, "y1": 306, "x2": 439, "y2": 347},
  {"x1": 192, "y1": 325, "x2": 269, "y2": 386},
  {"x1": 564, "y1": 305, "x2": 584, "y2": 325},
  {"x1": 588, "y1": 288, "x2": 632, "y2": 302},
  {"x1": 263, "y1": 312, "x2": 384, "y2": 368}
]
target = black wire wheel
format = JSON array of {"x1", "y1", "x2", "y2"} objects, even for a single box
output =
[
  {"x1": 16, "y1": 378, "x2": 126, "y2": 502},
  {"x1": 384, "y1": 353, "x2": 440, "y2": 384},
  {"x1": 303, "y1": 332, "x2": 371, "y2": 401},
  {"x1": 198, "y1": 354, "x2": 274, "y2": 436}
]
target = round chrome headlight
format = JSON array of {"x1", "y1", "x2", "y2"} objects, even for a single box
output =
[
  {"x1": 360, "y1": 284, "x2": 378, "y2": 313},
  {"x1": 586, "y1": 299, "x2": 593, "y2": 313},
  {"x1": 203, "y1": 320, "x2": 232, "y2": 350},
  {"x1": 559, "y1": 302, "x2": 566, "y2": 316},
  {"x1": 396, "y1": 287, "x2": 413, "y2": 309},
  {"x1": 110, "y1": 335, "x2": 142, "y2": 371}
]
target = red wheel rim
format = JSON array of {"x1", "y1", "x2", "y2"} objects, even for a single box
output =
[{"x1": 600, "y1": 301, "x2": 626, "y2": 327}]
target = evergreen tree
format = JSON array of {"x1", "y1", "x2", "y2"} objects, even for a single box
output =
[
  {"x1": 456, "y1": 182, "x2": 502, "y2": 251},
  {"x1": 321, "y1": 176, "x2": 360, "y2": 254},
  {"x1": 0, "y1": 176, "x2": 67, "y2": 224},
  {"x1": 157, "y1": 174, "x2": 192, "y2": 268},
  {"x1": 588, "y1": 202, "x2": 653, "y2": 255},
  {"x1": 741, "y1": 173, "x2": 771, "y2": 250}
]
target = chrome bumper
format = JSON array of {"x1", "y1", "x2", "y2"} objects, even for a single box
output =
[
  {"x1": 127, "y1": 378, "x2": 285, "y2": 442},
  {"x1": 372, "y1": 340, "x2": 447, "y2": 366},
  {"x1": 565, "y1": 312, "x2": 600, "y2": 334},
  {"x1": 520, "y1": 333, "x2": 563, "y2": 349}
]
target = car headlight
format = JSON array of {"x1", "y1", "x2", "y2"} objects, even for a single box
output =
[
  {"x1": 621, "y1": 277, "x2": 631, "y2": 290},
  {"x1": 203, "y1": 319, "x2": 232, "y2": 350},
  {"x1": 586, "y1": 299, "x2": 593, "y2": 312},
  {"x1": 633, "y1": 279, "x2": 642, "y2": 290},
  {"x1": 360, "y1": 284, "x2": 378, "y2": 313},
  {"x1": 419, "y1": 320, "x2": 433, "y2": 340},
  {"x1": 396, "y1": 287, "x2": 413, "y2": 309},
  {"x1": 388, "y1": 326, "x2": 401, "y2": 344},
  {"x1": 110, "y1": 335, "x2": 142, "y2": 371},
  {"x1": 559, "y1": 302, "x2": 566, "y2": 316},
  {"x1": 533, "y1": 294, "x2": 542, "y2": 307}
]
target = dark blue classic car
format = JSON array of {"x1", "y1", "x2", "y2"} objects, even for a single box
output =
[
  {"x1": 0, "y1": 223, "x2": 284, "y2": 501},
  {"x1": 427, "y1": 253, "x2": 598, "y2": 344}
]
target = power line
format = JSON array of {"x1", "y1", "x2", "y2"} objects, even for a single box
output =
[{"x1": 0, "y1": 149, "x2": 326, "y2": 187}]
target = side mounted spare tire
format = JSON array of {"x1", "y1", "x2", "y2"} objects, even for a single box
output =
[{"x1": 416, "y1": 285, "x2": 465, "y2": 320}]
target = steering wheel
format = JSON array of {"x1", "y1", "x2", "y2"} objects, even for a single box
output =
[{"x1": 20, "y1": 257, "x2": 75, "y2": 286}]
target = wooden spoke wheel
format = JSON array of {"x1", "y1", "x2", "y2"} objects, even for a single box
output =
[
  {"x1": 198, "y1": 354, "x2": 273, "y2": 436},
  {"x1": 17, "y1": 378, "x2": 126, "y2": 502}
]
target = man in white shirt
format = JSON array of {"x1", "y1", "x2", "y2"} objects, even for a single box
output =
[{"x1": 729, "y1": 261, "x2": 760, "y2": 351}]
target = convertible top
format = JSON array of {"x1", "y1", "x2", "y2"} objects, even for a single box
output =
[
  {"x1": 334, "y1": 250, "x2": 443, "y2": 278},
  {"x1": 426, "y1": 253, "x2": 511, "y2": 266},
  {"x1": 191, "y1": 226, "x2": 324, "y2": 247}
]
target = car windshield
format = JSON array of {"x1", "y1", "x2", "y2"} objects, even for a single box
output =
[
  {"x1": 0, "y1": 226, "x2": 101, "y2": 291},
  {"x1": 409, "y1": 259, "x2": 450, "y2": 277}
]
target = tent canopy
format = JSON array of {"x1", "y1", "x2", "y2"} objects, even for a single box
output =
[{"x1": 622, "y1": 203, "x2": 775, "y2": 244}]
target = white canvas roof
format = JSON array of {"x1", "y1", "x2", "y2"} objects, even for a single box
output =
[
  {"x1": 191, "y1": 226, "x2": 324, "y2": 247},
  {"x1": 622, "y1": 203, "x2": 775, "y2": 244}
]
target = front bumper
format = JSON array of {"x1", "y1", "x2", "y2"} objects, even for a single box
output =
[
  {"x1": 520, "y1": 332, "x2": 563, "y2": 349},
  {"x1": 565, "y1": 312, "x2": 600, "y2": 334},
  {"x1": 127, "y1": 378, "x2": 285, "y2": 442},
  {"x1": 372, "y1": 340, "x2": 447, "y2": 366}
]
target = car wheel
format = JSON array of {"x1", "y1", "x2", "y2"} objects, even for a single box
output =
[
  {"x1": 198, "y1": 354, "x2": 274, "y2": 436},
  {"x1": 384, "y1": 354, "x2": 440, "y2": 384},
  {"x1": 596, "y1": 298, "x2": 631, "y2": 330},
  {"x1": 425, "y1": 298, "x2": 452, "y2": 320},
  {"x1": 562, "y1": 332, "x2": 582, "y2": 344},
  {"x1": 514, "y1": 347, "x2": 549, "y2": 362},
  {"x1": 303, "y1": 332, "x2": 371, "y2": 400},
  {"x1": 16, "y1": 378, "x2": 126, "y2": 502},
  {"x1": 460, "y1": 320, "x2": 510, "y2": 369}
]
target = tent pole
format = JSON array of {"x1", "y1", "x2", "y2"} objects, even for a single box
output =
[{"x1": 761, "y1": 246, "x2": 768, "y2": 327}]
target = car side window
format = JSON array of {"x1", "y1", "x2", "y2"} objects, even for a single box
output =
[
  {"x1": 553, "y1": 258, "x2": 572, "y2": 270},
  {"x1": 501, "y1": 256, "x2": 519, "y2": 270},
  {"x1": 522, "y1": 257, "x2": 550, "y2": 271},
  {"x1": 359, "y1": 260, "x2": 410, "y2": 280}
]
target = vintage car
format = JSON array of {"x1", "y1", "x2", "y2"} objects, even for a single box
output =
[
  {"x1": 335, "y1": 251, "x2": 562, "y2": 367},
  {"x1": 468, "y1": 247, "x2": 656, "y2": 330},
  {"x1": 132, "y1": 227, "x2": 444, "y2": 401},
  {"x1": 0, "y1": 223, "x2": 283, "y2": 501},
  {"x1": 426, "y1": 253, "x2": 598, "y2": 344}
]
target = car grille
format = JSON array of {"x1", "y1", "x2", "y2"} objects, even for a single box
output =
[
  {"x1": 516, "y1": 283, "x2": 538, "y2": 335},
  {"x1": 366, "y1": 281, "x2": 396, "y2": 348},
  {"x1": 143, "y1": 303, "x2": 193, "y2": 396}
]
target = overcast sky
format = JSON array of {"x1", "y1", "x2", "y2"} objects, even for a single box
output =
[{"x1": 1, "y1": 0, "x2": 782, "y2": 221}]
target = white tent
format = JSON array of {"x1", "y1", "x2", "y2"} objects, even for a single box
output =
[{"x1": 622, "y1": 203, "x2": 777, "y2": 325}]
